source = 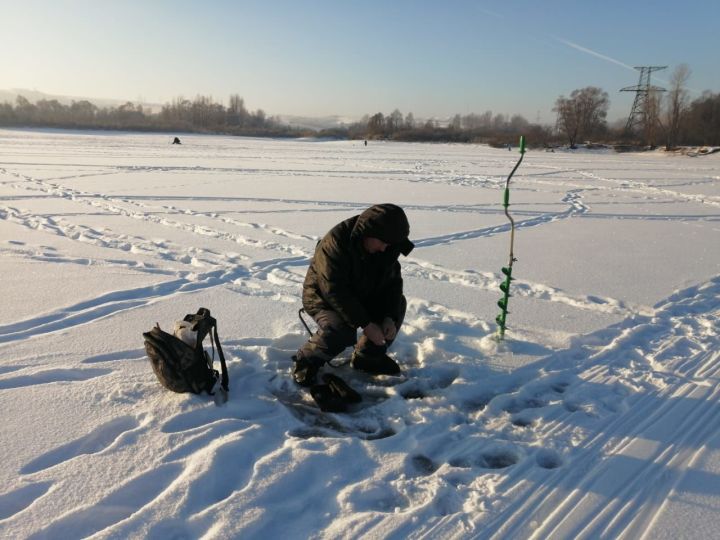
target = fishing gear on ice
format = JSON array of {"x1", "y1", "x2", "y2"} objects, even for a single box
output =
[
  {"x1": 144, "y1": 307, "x2": 229, "y2": 405},
  {"x1": 496, "y1": 136, "x2": 526, "y2": 340}
]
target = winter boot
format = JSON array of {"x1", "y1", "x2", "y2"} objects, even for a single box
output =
[
  {"x1": 351, "y1": 352, "x2": 401, "y2": 375},
  {"x1": 292, "y1": 355, "x2": 321, "y2": 387}
]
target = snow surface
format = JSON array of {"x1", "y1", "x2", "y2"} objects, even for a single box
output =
[{"x1": 0, "y1": 128, "x2": 719, "y2": 539}]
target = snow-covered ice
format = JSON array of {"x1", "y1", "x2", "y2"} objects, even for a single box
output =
[{"x1": 0, "y1": 128, "x2": 718, "y2": 539}]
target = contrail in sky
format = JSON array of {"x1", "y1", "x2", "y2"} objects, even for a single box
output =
[
  {"x1": 476, "y1": 9, "x2": 700, "y2": 94},
  {"x1": 550, "y1": 35, "x2": 704, "y2": 93},
  {"x1": 475, "y1": 7, "x2": 642, "y2": 74},
  {"x1": 550, "y1": 35, "x2": 637, "y2": 72}
]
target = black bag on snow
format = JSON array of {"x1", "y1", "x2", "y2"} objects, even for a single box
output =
[
  {"x1": 143, "y1": 307, "x2": 229, "y2": 401},
  {"x1": 310, "y1": 373, "x2": 362, "y2": 412}
]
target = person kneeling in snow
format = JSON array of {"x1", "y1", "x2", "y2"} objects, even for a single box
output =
[{"x1": 293, "y1": 203, "x2": 414, "y2": 387}]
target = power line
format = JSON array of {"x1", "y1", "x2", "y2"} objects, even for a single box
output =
[{"x1": 620, "y1": 66, "x2": 667, "y2": 132}]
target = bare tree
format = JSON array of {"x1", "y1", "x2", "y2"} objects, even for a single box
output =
[
  {"x1": 388, "y1": 109, "x2": 403, "y2": 133},
  {"x1": 228, "y1": 94, "x2": 248, "y2": 127},
  {"x1": 70, "y1": 100, "x2": 98, "y2": 124},
  {"x1": 404, "y1": 112, "x2": 415, "y2": 129},
  {"x1": 253, "y1": 108, "x2": 266, "y2": 127},
  {"x1": 36, "y1": 99, "x2": 66, "y2": 124},
  {"x1": 685, "y1": 91, "x2": 720, "y2": 146},
  {"x1": 510, "y1": 114, "x2": 529, "y2": 131},
  {"x1": 367, "y1": 112, "x2": 385, "y2": 137},
  {"x1": 492, "y1": 113, "x2": 506, "y2": 130},
  {"x1": 553, "y1": 86, "x2": 609, "y2": 147},
  {"x1": 450, "y1": 114, "x2": 462, "y2": 130},
  {"x1": 15, "y1": 95, "x2": 37, "y2": 122},
  {"x1": 643, "y1": 89, "x2": 663, "y2": 147},
  {"x1": 665, "y1": 64, "x2": 691, "y2": 150}
]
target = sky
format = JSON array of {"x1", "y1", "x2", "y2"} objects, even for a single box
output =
[{"x1": 1, "y1": 0, "x2": 718, "y2": 124}]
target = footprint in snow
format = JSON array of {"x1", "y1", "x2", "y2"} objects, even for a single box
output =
[
  {"x1": 341, "y1": 482, "x2": 410, "y2": 513},
  {"x1": 409, "y1": 454, "x2": 439, "y2": 476},
  {"x1": 399, "y1": 383, "x2": 428, "y2": 400},
  {"x1": 461, "y1": 390, "x2": 497, "y2": 412},
  {"x1": 486, "y1": 375, "x2": 574, "y2": 418},
  {"x1": 477, "y1": 445, "x2": 523, "y2": 469},
  {"x1": 288, "y1": 426, "x2": 334, "y2": 439},
  {"x1": 511, "y1": 413, "x2": 535, "y2": 428},
  {"x1": 397, "y1": 367, "x2": 459, "y2": 400},
  {"x1": 535, "y1": 448, "x2": 564, "y2": 469},
  {"x1": 503, "y1": 396, "x2": 548, "y2": 414},
  {"x1": 447, "y1": 444, "x2": 523, "y2": 470}
]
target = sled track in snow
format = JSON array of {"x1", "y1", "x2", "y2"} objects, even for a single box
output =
[
  {"x1": 2, "y1": 164, "x2": 597, "y2": 254},
  {"x1": 476, "y1": 276, "x2": 720, "y2": 539},
  {"x1": 1, "y1": 168, "x2": 314, "y2": 258},
  {"x1": 403, "y1": 258, "x2": 645, "y2": 317},
  {"x1": 527, "y1": 163, "x2": 720, "y2": 209},
  {"x1": 1, "y1": 165, "x2": 639, "y2": 342}
]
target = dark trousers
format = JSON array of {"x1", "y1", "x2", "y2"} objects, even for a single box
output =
[{"x1": 298, "y1": 296, "x2": 407, "y2": 363}]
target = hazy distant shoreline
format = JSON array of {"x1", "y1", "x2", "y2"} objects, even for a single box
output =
[{"x1": 2, "y1": 88, "x2": 718, "y2": 148}]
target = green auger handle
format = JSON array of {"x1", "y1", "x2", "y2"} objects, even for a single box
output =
[{"x1": 519, "y1": 135, "x2": 526, "y2": 154}]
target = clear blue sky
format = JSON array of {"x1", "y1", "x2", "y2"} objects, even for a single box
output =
[{"x1": 1, "y1": 0, "x2": 718, "y2": 123}]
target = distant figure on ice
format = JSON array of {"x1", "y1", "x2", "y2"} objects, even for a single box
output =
[
  {"x1": 293, "y1": 204, "x2": 414, "y2": 387},
  {"x1": 507, "y1": 143, "x2": 512, "y2": 151},
  {"x1": 364, "y1": 140, "x2": 368, "y2": 146},
  {"x1": 172, "y1": 137, "x2": 182, "y2": 145}
]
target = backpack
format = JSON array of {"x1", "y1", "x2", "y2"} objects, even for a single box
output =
[{"x1": 143, "y1": 307, "x2": 229, "y2": 403}]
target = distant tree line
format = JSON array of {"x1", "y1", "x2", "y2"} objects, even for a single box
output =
[
  {"x1": 0, "y1": 94, "x2": 305, "y2": 137},
  {"x1": 319, "y1": 109, "x2": 552, "y2": 148},
  {"x1": 0, "y1": 93, "x2": 553, "y2": 147},
  {"x1": 1, "y1": 64, "x2": 717, "y2": 149}
]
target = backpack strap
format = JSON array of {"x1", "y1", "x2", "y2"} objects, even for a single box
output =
[
  {"x1": 185, "y1": 307, "x2": 229, "y2": 394},
  {"x1": 212, "y1": 323, "x2": 229, "y2": 392}
]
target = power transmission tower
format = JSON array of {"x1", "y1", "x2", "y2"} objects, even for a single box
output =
[{"x1": 620, "y1": 66, "x2": 667, "y2": 133}]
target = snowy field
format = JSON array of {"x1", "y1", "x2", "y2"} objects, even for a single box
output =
[{"x1": 0, "y1": 128, "x2": 719, "y2": 539}]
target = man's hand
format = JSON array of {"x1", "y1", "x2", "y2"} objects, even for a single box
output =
[
  {"x1": 363, "y1": 322, "x2": 386, "y2": 346},
  {"x1": 381, "y1": 317, "x2": 397, "y2": 341}
]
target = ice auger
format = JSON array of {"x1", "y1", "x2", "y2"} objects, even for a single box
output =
[{"x1": 496, "y1": 136, "x2": 526, "y2": 340}]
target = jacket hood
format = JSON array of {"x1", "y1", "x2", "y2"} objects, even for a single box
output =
[{"x1": 352, "y1": 203, "x2": 414, "y2": 256}]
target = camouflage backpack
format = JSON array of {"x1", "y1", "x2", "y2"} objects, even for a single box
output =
[{"x1": 143, "y1": 307, "x2": 229, "y2": 403}]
